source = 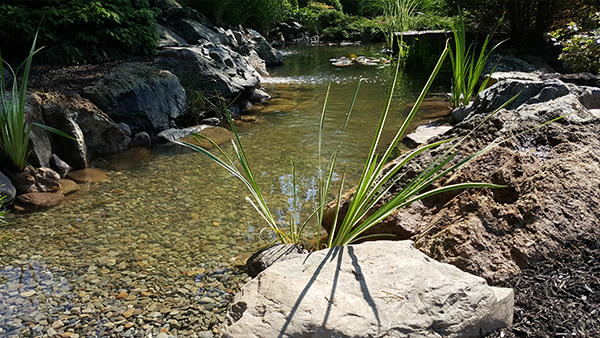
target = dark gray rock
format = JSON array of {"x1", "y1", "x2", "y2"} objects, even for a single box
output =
[
  {"x1": 278, "y1": 21, "x2": 303, "y2": 41},
  {"x1": 83, "y1": 62, "x2": 186, "y2": 137},
  {"x1": 23, "y1": 94, "x2": 52, "y2": 168},
  {"x1": 129, "y1": 132, "x2": 151, "y2": 148},
  {"x1": 177, "y1": 19, "x2": 229, "y2": 45},
  {"x1": 223, "y1": 241, "x2": 513, "y2": 338},
  {"x1": 239, "y1": 41, "x2": 284, "y2": 67},
  {"x1": 161, "y1": 6, "x2": 212, "y2": 27},
  {"x1": 248, "y1": 89, "x2": 271, "y2": 103},
  {"x1": 561, "y1": 72, "x2": 600, "y2": 88},
  {"x1": 41, "y1": 91, "x2": 131, "y2": 169},
  {"x1": 50, "y1": 154, "x2": 71, "y2": 179},
  {"x1": 154, "y1": 44, "x2": 260, "y2": 98},
  {"x1": 116, "y1": 122, "x2": 132, "y2": 137},
  {"x1": 246, "y1": 244, "x2": 305, "y2": 278},
  {"x1": 244, "y1": 50, "x2": 269, "y2": 76},
  {"x1": 157, "y1": 24, "x2": 188, "y2": 48},
  {"x1": 155, "y1": 0, "x2": 182, "y2": 10},
  {"x1": 0, "y1": 171, "x2": 16, "y2": 202}
]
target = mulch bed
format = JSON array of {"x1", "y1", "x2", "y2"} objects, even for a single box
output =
[
  {"x1": 23, "y1": 55, "x2": 157, "y2": 93},
  {"x1": 486, "y1": 230, "x2": 600, "y2": 338}
]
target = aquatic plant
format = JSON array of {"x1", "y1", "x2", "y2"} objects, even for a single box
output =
[
  {"x1": 448, "y1": 8, "x2": 504, "y2": 108},
  {"x1": 0, "y1": 32, "x2": 75, "y2": 172}
]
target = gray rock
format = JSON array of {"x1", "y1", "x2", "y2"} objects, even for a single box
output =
[
  {"x1": 161, "y1": 6, "x2": 212, "y2": 27},
  {"x1": 41, "y1": 91, "x2": 131, "y2": 169},
  {"x1": 278, "y1": 21, "x2": 303, "y2": 42},
  {"x1": 156, "y1": 0, "x2": 182, "y2": 10},
  {"x1": 403, "y1": 124, "x2": 453, "y2": 147},
  {"x1": 177, "y1": 19, "x2": 229, "y2": 45},
  {"x1": 222, "y1": 241, "x2": 513, "y2": 338},
  {"x1": 0, "y1": 171, "x2": 16, "y2": 202},
  {"x1": 129, "y1": 132, "x2": 151, "y2": 148},
  {"x1": 155, "y1": 125, "x2": 233, "y2": 147},
  {"x1": 116, "y1": 122, "x2": 132, "y2": 137},
  {"x1": 239, "y1": 41, "x2": 284, "y2": 67},
  {"x1": 154, "y1": 44, "x2": 260, "y2": 98},
  {"x1": 23, "y1": 94, "x2": 52, "y2": 168},
  {"x1": 199, "y1": 117, "x2": 220, "y2": 126},
  {"x1": 157, "y1": 24, "x2": 188, "y2": 48},
  {"x1": 6, "y1": 166, "x2": 61, "y2": 195},
  {"x1": 561, "y1": 72, "x2": 600, "y2": 88},
  {"x1": 246, "y1": 244, "x2": 305, "y2": 277},
  {"x1": 83, "y1": 62, "x2": 186, "y2": 137},
  {"x1": 244, "y1": 50, "x2": 269, "y2": 77},
  {"x1": 248, "y1": 89, "x2": 271, "y2": 103},
  {"x1": 50, "y1": 154, "x2": 71, "y2": 179}
]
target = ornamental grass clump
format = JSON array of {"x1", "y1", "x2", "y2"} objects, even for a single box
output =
[
  {"x1": 449, "y1": 9, "x2": 504, "y2": 108},
  {"x1": 0, "y1": 32, "x2": 74, "y2": 172},
  {"x1": 175, "y1": 40, "x2": 522, "y2": 248}
]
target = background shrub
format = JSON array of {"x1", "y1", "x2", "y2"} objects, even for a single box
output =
[
  {"x1": 0, "y1": 0, "x2": 159, "y2": 65},
  {"x1": 549, "y1": 14, "x2": 600, "y2": 73}
]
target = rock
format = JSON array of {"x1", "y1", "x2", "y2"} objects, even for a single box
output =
[
  {"x1": 277, "y1": 21, "x2": 303, "y2": 42},
  {"x1": 248, "y1": 89, "x2": 271, "y2": 103},
  {"x1": 156, "y1": 0, "x2": 182, "y2": 10},
  {"x1": 245, "y1": 244, "x2": 305, "y2": 277},
  {"x1": 484, "y1": 70, "x2": 559, "y2": 89},
  {"x1": 60, "y1": 179, "x2": 79, "y2": 196},
  {"x1": 177, "y1": 19, "x2": 229, "y2": 45},
  {"x1": 518, "y1": 55, "x2": 556, "y2": 73},
  {"x1": 403, "y1": 124, "x2": 453, "y2": 147},
  {"x1": 23, "y1": 93, "x2": 52, "y2": 168},
  {"x1": 244, "y1": 50, "x2": 269, "y2": 77},
  {"x1": 50, "y1": 154, "x2": 71, "y2": 179},
  {"x1": 157, "y1": 24, "x2": 188, "y2": 48},
  {"x1": 239, "y1": 41, "x2": 284, "y2": 67},
  {"x1": 161, "y1": 6, "x2": 212, "y2": 27},
  {"x1": 324, "y1": 80, "x2": 600, "y2": 283},
  {"x1": 116, "y1": 122, "x2": 132, "y2": 137},
  {"x1": 199, "y1": 117, "x2": 220, "y2": 126},
  {"x1": 14, "y1": 192, "x2": 65, "y2": 211},
  {"x1": 41, "y1": 91, "x2": 131, "y2": 168},
  {"x1": 560, "y1": 72, "x2": 600, "y2": 87},
  {"x1": 154, "y1": 45, "x2": 260, "y2": 98},
  {"x1": 67, "y1": 168, "x2": 108, "y2": 183},
  {"x1": 6, "y1": 166, "x2": 61, "y2": 194},
  {"x1": 83, "y1": 62, "x2": 186, "y2": 137},
  {"x1": 0, "y1": 171, "x2": 16, "y2": 202},
  {"x1": 222, "y1": 241, "x2": 513, "y2": 338},
  {"x1": 128, "y1": 132, "x2": 152, "y2": 148},
  {"x1": 156, "y1": 125, "x2": 233, "y2": 148}
]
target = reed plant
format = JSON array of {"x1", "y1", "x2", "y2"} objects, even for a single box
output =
[
  {"x1": 0, "y1": 32, "x2": 74, "y2": 172},
  {"x1": 448, "y1": 9, "x2": 504, "y2": 108},
  {"x1": 176, "y1": 40, "x2": 550, "y2": 248}
]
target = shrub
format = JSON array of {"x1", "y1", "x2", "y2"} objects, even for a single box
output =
[
  {"x1": 549, "y1": 14, "x2": 600, "y2": 73},
  {"x1": 0, "y1": 0, "x2": 159, "y2": 65}
]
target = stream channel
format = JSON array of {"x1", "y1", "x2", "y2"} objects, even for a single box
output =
[{"x1": 0, "y1": 44, "x2": 450, "y2": 338}]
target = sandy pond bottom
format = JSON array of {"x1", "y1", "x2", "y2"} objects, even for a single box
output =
[{"x1": 0, "y1": 45, "x2": 451, "y2": 338}]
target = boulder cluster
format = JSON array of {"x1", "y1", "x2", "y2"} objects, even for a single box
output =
[{"x1": 0, "y1": 0, "x2": 287, "y2": 211}]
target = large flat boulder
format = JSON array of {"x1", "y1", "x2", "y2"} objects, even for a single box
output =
[
  {"x1": 222, "y1": 241, "x2": 513, "y2": 338},
  {"x1": 154, "y1": 44, "x2": 260, "y2": 98},
  {"x1": 83, "y1": 62, "x2": 186, "y2": 137}
]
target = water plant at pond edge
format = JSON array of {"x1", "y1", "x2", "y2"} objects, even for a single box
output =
[
  {"x1": 449, "y1": 9, "x2": 504, "y2": 108},
  {"x1": 0, "y1": 193, "x2": 6, "y2": 224},
  {"x1": 175, "y1": 41, "x2": 526, "y2": 248},
  {"x1": 0, "y1": 32, "x2": 75, "y2": 172}
]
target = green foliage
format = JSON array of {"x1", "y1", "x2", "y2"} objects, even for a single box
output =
[
  {"x1": 181, "y1": 0, "x2": 292, "y2": 34},
  {"x1": 0, "y1": 193, "x2": 6, "y2": 224},
  {"x1": 1, "y1": 32, "x2": 76, "y2": 171},
  {"x1": 449, "y1": 10, "x2": 503, "y2": 108},
  {"x1": 549, "y1": 14, "x2": 600, "y2": 73},
  {"x1": 0, "y1": 0, "x2": 159, "y2": 65},
  {"x1": 452, "y1": 0, "x2": 599, "y2": 48}
]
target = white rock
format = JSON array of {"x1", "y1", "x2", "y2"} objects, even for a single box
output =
[{"x1": 221, "y1": 241, "x2": 513, "y2": 338}]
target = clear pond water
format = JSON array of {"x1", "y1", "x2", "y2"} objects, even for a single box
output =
[{"x1": 0, "y1": 44, "x2": 450, "y2": 337}]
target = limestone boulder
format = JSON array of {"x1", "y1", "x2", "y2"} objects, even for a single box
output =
[
  {"x1": 41, "y1": 91, "x2": 131, "y2": 169},
  {"x1": 222, "y1": 241, "x2": 513, "y2": 338},
  {"x1": 154, "y1": 44, "x2": 260, "y2": 98},
  {"x1": 324, "y1": 80, "x2": 600, "y2": 283},
  {"x1": 83, "y1": 62, "x2": 186, "y2": 137}
]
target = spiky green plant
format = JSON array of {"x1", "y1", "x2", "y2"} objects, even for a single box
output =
[
  {"x1": 449, "y1": 9, "x2": 504, "y2": 108},
  {"x1": 0, "y1": 32, "x2": 75, "y2": 172}
]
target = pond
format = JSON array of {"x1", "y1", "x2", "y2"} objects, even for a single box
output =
[{"x1": 0, "y1": 44, "x2": 450, "y2": 338}]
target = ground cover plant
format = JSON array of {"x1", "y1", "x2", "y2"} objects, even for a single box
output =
[
  {"x1": 549, "y1": 12, "x2": 600, "y2": 74},
  {"x1": 0, "y1": 0, "x2": 159, "y2": 65}
]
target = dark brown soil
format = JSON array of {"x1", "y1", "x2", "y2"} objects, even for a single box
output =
[
  {"x1": 24, "y1": 55, "x2": 158, "y2": 93},
  {"x1": 486, "y1": 229, "x2": 600, "y2": 338}
]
